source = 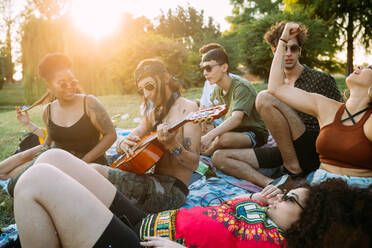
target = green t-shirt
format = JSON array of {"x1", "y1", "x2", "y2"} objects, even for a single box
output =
[{"x1": 211, "y1": 77, "x2": 268, "y2": 137}]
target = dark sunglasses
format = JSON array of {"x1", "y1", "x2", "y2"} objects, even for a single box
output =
[
  {"x1": 200, "y1": 64, "x2": 221, "y2": 73},
  {"x1": 286, "y1": 45, "x2": 300, "y2": 53},
  {"x1": 57, "y1": 79, "x2": 78, "y2": 89},
  {"x1": 282, "y1": 191, "x2": 304, "y2": 210},
  {"x1": 137, "y1": 83, "x2": 155, "y2": 95}
]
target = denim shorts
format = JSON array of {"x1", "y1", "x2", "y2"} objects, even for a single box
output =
[
  {"x1": 244, "y1": 131, "x2": 257, "y2": 148},
  {"x1": 307, "y1": 169, "x2": 372, "y2": 189}
]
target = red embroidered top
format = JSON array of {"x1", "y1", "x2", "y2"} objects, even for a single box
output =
[{"x1": 175, "y1": 198, "x2": 286, "y2": 248}]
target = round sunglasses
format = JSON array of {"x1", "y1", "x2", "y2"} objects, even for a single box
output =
[
  {"x1": 285, "y1": 44, "x2": 300, "y2": 53},
  {"x1": 282, "y1": 191, "x2": 304, "y2": 210},
  {"x1": 57, "y1": 79, "x2": 79, "y2": 89},
  {"x1": 137, "y1": 83, "x2": 156, "y2": 95}
]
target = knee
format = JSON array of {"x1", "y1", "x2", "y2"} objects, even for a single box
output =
[
  {"x1": 255, "y1": 90, "x2": 277, "y2": 113},
  {"x1": 35, "y1": 148, "x2": 71, "y2": 165},
  {"x1": 90, "y1": 163, "x2": 108, "y2": 178},
  {"x1": 212, "y1": 150, "x2": 228, "y2": 168},
  {"x1": 217, "y1": 133, "x2": 233, "y2": 148},
  {"x1": 14, "y1": 163, "x2": 54, "y2": 198}
]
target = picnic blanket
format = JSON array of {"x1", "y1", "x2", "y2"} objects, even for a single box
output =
[{"x1": 0, "y1": 128, "x2": 265, "y2": 247}]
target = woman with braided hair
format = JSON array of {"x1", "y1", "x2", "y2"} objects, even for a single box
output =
[{"x1": 0, "y1": 53, "x2": 117, "y2": 195}]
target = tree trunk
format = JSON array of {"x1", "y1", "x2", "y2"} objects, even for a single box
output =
[
  {"x1": 5, "y1": 24, "x2": 14, "y2": 83},
  {"x1": 346, "y1": 12, "x2": 354, "y2": 76}
]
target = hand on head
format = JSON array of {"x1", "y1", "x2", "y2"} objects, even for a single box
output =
[{"x1": 281, "y1": 23, "x2": 301, "y2": 42}]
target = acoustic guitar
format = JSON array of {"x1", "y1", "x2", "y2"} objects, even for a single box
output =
[{"x1": 110, "y1": 104, "x2": 228, "y2": 175}]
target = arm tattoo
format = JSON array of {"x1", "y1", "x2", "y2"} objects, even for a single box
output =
[
  {"x1": 183, "y1": 137, "x2": 192, "y2": 150},
  {"x1": 88, "y1": 98, "x2": 113, "y2": 131}
]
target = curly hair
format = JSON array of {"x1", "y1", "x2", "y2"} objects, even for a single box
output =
[
  {"x1": 286, "y1": 178, "x2": 372, "y2": 248},
  {"x1": 264, "y1": 21, "x2": 308, "y2": 48},
  {"x1": 38, "y1": 53, "x2": 72, "y2": 83},
  {"x1": 23, "y1": 53, "x2": 82, "y2": 112}
]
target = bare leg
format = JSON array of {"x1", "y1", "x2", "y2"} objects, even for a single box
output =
[
  {"x1": 256, "y1": 91, "x2": 305, "y2": 173},
  {"x1": 0, "y1": 162, "x2": 29, "y2": 180},
  {"x1": 34, "y1": 148, "x2": 116, "y2": 207},
  {"x1": 202, "y1": 132, "x2": 252, "y2": 156},
  {"x1": 14, "y1": 163, "x2": 112, "y2": 248},
  {"x1": 0, "y1": 145, "x2": 41, "y2": 177},
  {"x1": 212, "y1": 149, "x2": 272, "y2": 187}
]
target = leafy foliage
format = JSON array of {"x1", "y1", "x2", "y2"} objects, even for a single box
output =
[
  {"x1": 285, "y1": 0, "x2": 372, "y2": 75},
  {"x1": 0, "y1": 47, "x2": 13, "y2": 89},
  {"x1": 227, "y1": 3, "x2": 341, "y2": 80},
  {"x1": 155, "y1": 5, "x2": 220, "y2": 51}
]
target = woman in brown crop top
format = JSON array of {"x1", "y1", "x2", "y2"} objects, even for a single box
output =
[
  {"x1": 0, "y1": 53, "x2": 117, "y2": 183},
  {"x1": 266, "y1": 23, "x2": 372, "y2": 188}
]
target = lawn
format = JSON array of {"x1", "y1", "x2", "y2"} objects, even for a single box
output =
[
  {"x1": 0, "y1": 83, "x2": 25, "y2": 106},
  {"x1": 0, "y1": 87, "x2": 203, "y2": 226},
  {"x1": 0, "y1": 77, "x2": 347, "y2": 227}
]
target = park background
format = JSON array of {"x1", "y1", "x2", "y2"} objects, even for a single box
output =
[{"x1": 0, "y1": 0, "x2": 371, "y2": 225}]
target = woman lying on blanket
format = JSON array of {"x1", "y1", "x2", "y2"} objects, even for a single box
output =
[
  {"x1": 14, "y1": 157, "x2": 372, "y2": 248},
  {"x1": 0, "y1": 53, "x2": 116, "y2": 193},
  {"x1": 268, "y1": 23, "x2": 372, "y2": 188}
]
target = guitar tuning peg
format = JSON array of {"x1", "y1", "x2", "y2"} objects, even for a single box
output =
[{"x1": 207, "y1": 117, "x2": 213, "y2": 122}]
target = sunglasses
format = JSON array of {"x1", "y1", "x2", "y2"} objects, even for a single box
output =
[
  {"x1": 282, "y1": 191, "x2": 304, "y2": 210},
  {"x1": 356, "y1": 65, "x2": 372, "y2": 70},
  {"x1": 285, "y1": 45, "x2": 300, "y2": 53},
  {"x1": 200, "y1": 64, "x2": 221, "y2": 73},
  {"x1": 137, "y1": 83, "x2": 155, "y2": 95},
  {"x1": 57, "y1": 79, "x2": 78, "y2": 89}
]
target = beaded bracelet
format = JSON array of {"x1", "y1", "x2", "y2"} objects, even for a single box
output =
[{"x1": 279, "y1": 38, "x2": 288, "y2": 43}]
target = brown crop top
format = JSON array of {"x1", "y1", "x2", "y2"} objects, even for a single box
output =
[{"x1": 316, "y1": 104, "x2": 372, "y2": 170}]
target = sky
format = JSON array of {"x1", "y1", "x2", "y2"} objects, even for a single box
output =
[{"x1": 4, "y1": 0, "x2": 372, "y2": 80}]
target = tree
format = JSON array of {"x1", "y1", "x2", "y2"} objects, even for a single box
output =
[
  {"x1": 228, "y1": 0, "x2": 283, "y2": 25},
  {"x1": 0, "y1": 0, "x2": 16, "y2": 83},
  {"x1": 228, "y1": 11, "x2": 341, "y2": 80},
  {"x1": 0, "y1": 46, "x2": 13, "y2": 89},
  {"x1": 155, "y1": 5, "x2": 220, "y2": 51},
  {"x1": 286, "y1": 0, "x2": 372, "y2": 75},
  {"x1": 109, "y1": 34, "x2": 190, "y2": 93}
]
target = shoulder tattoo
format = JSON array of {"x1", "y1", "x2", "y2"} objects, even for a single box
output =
[
  {"x1": 184, "y1": 137, "x2": 192, "y2": 150},
  {"x1": 87, "y1": 98, "x2": 113, "y2": 130}
]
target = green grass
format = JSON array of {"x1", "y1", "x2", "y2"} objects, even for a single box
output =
[
  {"x1": 0, "y1": 88, "x2": 203, "y2": 227},
  {"x1": 0, "y1": 77, "x2": 348, "y2": 227},
  {"x1": 0, "y1": 83, "x2": 25, "y2": 106}
]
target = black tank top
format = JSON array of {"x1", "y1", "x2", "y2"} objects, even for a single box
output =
[{"x1": 47, "y1": 96, "x2": 107, "y2": 164}]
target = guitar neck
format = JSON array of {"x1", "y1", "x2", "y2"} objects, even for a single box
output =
[{"x1": 138, "y1": 117, "x2": 188, "y2": 149}]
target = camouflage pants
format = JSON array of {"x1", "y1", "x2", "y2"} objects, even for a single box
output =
[{"x1": 108, "y1": 169, "x2": 187, "y2": 213}]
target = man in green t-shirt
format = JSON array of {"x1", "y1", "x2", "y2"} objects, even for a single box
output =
[{"x1": 200, "y1": 48, "x2": 268, "y2": 159}]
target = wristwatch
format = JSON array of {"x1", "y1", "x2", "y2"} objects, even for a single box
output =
[{"x1": 169, "y1": 144, "x2": 183, "y2": 156}]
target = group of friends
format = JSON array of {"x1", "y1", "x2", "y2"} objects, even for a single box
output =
[{"x1": 0, "y1": 22, "x2": 371, "y2": 248}]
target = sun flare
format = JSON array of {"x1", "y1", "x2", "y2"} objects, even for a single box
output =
[{"x1": 71, "y1": 0, "x2": 123, "y2": 39}]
